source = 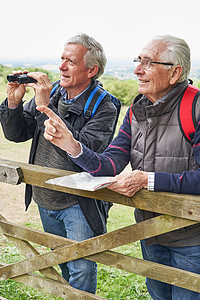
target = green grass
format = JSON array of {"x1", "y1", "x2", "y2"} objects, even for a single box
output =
[{"x1": 0, "y1": 279, "x2": 60, "y2": 299}]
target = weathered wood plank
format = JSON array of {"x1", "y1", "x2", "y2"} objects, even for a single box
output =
[
  {"x1": 1, "y1": 251, "x2": 200, "y2": 294},
  {"x1": 0, "y1": 215, "x2": 74, "y2": 249},
  {"x1": 0, "y1": 159, "x2": 200, "y2": 295},
  {"x1": 0, "y1": 214, "x2": 68, "y2": 284},
  {"x1": 91, "y1": 251, "x2": 200, "y2": 293},
  {"x1": 1, "y1": 159, "x2": 200, "y2": 222},
  {"x1": 0, "y1": 263, "x2": 104, "y2": 299},
  {"x1": 0, "y1": 163, "x2": 23, "y2": 185},
  {"x1": 0, "y1": 215, "x2": 197, "y2": 280},
  {"x1": 1, "y1": 214, "x2": 197, "y2": 283},
  {"x1": 0, "y1": 215, "x2": 196, "y2": 254},
  {"x1": 15, "y1": 273, "x2": 105, "y2": 299}
]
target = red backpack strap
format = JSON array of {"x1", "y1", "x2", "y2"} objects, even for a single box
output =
[{"x1": 178, "y1": 85, "x2": 200, "y2": 144}]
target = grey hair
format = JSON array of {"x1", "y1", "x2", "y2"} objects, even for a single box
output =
[
  {"x1": 65, "y1": 33, "x2": 107, "y2": 80},
  {"x1": 150, "y1": 35, "x2": 191, "y2": 83}
]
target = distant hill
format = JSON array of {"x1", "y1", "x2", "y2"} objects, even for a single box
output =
[{"x1": 1, "y1": 57, "x2": 200, "y2": 80}]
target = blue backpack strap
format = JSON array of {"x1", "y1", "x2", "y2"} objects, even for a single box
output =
[
  {"x1": 91, "y1": 90, "x2": 108, "y2": 118},
  {"x1": 83, "y1": 85, "x2": 101, "y2": 119},
  {"x1": 84, "y1": 85, "x2": 121, "y2": 123},
  {"x1": 50, "y1": 80, "x2": 60, "y2": 97},
  {"x1": 84, "y1": 85, "x2": 121, "y2": 144}
]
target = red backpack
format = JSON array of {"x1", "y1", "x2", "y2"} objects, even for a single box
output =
[
  {"x1": 129, "y1": 84, "x2": 200, "y2": 145},
  {"x1": 178, "y1": 85, "x2": 200, "y2": 144}
]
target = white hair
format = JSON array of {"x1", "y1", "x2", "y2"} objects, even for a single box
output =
[
  {"x1": 149, "y1": 35, "x2": 191, "y2": 83},
  {"x1": 65, "y1": 33, "x2": 107, "y2": 80}
]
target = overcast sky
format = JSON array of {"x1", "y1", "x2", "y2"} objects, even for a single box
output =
[{"x1": 1, "y1": 0, "x2": 200, "y2": 62}]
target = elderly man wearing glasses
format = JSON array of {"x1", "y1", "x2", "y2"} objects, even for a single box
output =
[{"x1": 37, "y1": 35, "x2": 200, "y2": 300}]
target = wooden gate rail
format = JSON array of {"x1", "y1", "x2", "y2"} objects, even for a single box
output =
[
  {"x1": 0, "y1": 263, "x2": 102, "y2": 300},
  {"x1": 1, "y1": 159, "x2": 200, "y2": 298},
  {"x1": 1, "y1": 158, "x2": 200, "y2": 222},
  {"x1": 0, "y1": 214, "x2": 199, "y2": 292}
]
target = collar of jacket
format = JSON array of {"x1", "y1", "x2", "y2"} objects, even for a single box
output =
[
  {"x1": 60, "y1": 83, "x2": 92, "y2": 104},
  {"x1": 50, "y1": 80, "x2": 99, "y2": 116},
  {"x1": 133, "y1": 80, "x2": 188, "y2": 120}
]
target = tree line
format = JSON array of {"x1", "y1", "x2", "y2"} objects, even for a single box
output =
[
  {"x1": 0, "y1": 64, "x2": 139, "y2": 106},
  {"x1": 2, "y1": 63, "x2": 200, "y2": 106}
]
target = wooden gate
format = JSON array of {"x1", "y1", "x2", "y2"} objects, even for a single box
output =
[{"x1": 0, "y1": 158, "x2": 200, "y2": 299}]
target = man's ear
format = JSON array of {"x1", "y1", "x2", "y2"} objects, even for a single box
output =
[
  {"x1": 88, "y1": 64, "x2": 98, "y2": 79},
  {"x1": 170, "y1": 65, "x2": 183, "y2": 85}
]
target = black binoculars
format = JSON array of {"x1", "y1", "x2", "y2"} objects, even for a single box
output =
[{"x1": 7, "y1": 74, "x2": 37, "y2": 84}]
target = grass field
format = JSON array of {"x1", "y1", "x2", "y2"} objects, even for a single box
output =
[{"x1": 0, "y1": 78, "x2": 151, "y2": 299}]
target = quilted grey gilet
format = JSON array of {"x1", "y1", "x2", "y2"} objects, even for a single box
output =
[{"x1": 130, "y1": 80, "x2": 200, "y2": 246}]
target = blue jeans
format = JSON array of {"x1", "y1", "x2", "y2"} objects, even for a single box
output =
[
  {"x1": 38, "y1": 204, "x2": 97, "y2": 294},
  {"x1": 141, "y1": 239, "x2": 200, "y2": 300}
]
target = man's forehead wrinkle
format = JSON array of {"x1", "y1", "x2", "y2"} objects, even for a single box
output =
[
  {"x1": 140, "y1": 48, "x2": 160, "y2": 60},
  {"x1": 140, "y1": 41, "x2": 167, "y2": 60}
]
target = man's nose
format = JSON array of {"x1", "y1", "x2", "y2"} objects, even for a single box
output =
[
  {"x1": 134, "y1": 63, "x2": 145, "y2": 75},
  {"x1": 59, "y1": 60, "x2": 68, "y2": 71}
]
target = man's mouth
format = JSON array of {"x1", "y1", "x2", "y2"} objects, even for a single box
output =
[
  {"x1": 60, "y1": 74, "x2": 70, "y2": 79},
  {"x1": 139, "y1": 79, "x2": 149, "y2": 84}
]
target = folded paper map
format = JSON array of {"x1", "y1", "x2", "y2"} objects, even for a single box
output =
[{"x1": 45, "y1": 172, "x2": 116, "y2": 191}]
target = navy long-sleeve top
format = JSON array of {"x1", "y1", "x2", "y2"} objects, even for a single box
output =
[{"x1": 71, "y1": 107, "x2": 200, "y2": 195}]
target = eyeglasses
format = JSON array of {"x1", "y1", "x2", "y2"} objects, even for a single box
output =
[{"x1": 133, "y1": 58, "x2": 174, "y2": 70}]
